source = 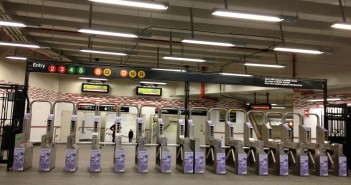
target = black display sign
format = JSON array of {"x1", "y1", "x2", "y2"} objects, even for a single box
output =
[
  {"x1": 229, "y1": 112, "x2": 236, "y2": 122},
  {"x1": 180, "y1": 110, "x2": 208, "y2": 116},
  {"x1": 155, "y1": 108, "x2": 178, "y2": 115},
  {"x1": 82, "y1": 83, "x2": 110, "y2": 93},
  {"x1": 99, "y1": 105, "x2": 130, "y2": 112},
  {"x1": 250, "y1": 104, "x2": 272, "y2": 110},
  {"x1": 136, "y1": 87, "x2": 162, "y2": 96},
  {"x1": 77, "y1": 104, "x2": 96, "y2": 111},
  {"x1": 28, "y1": 61, "x2": 325, "y2": 90}
]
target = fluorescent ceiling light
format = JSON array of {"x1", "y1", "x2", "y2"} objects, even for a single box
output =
[
  {"x1": 140, "y1": 81, "x2": 167, "y2": 85},
  {"x1": 78, "y1": 28, "x2": 138, "y2": 38},
  {"x1": 163, "y1": 56, "x2": 206, "y2": 63},
  {"x1": 331, "y1": 22, "x2": 351, "y2": 30},
  {"x1": 271, "y1": 104, "x2": 278, "y2": 106},
  {"x1": 220, "y1": 72, "x2": 253, "y2": 77},
  {"x1": 0, "y1": 41, "x2": 40, "y2": 48},
  {"x1": 151, "y1": 68, "x2": 186, "y2": 72},
  {"x1": 78, "y1": 77, "x2": 108, "y2": 81},
  {"x1": 244, "y1": 63, "x2": 285, "y2": 68},
  {"x1": 272, "y1": 106, "x2": 286, "y2": 109},
  {"x1": 308, "y1": 98, "x2": 341, "y2": 102},
  {"x1": 181, "y1": 39, "x2": 234, "y2": 47},
  {"x1": 6, "y1": 56, "x2": 27, "y2": 60},
  {"x1": 212, "y1": 8, "x2": 283, "y2": 22},
  {"x1": 0, "y1": 20, "x2": 26, "y2": 27},
  {"x1": 80, "y1": 49, "x2": 127, "y2": 56},
  {"x1": 274, "y1": 47, "x2": 323, "y2": 55},
  {"x1": 89, "y1": 0, "x2": 168, "y2": 10}
]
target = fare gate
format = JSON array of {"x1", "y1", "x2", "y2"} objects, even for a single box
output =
[{"x1": 325, "y1": 104, "x2": 351, "y2": 172}]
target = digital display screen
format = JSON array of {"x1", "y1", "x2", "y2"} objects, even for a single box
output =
[
  {"x1": 82, "y1": 83, "x2": 110, "y2": 93},
  {"x1": 136, "y1": 87, "x2": 162, "y2": 96},
  {"x1": 249, "y1": 104, "x2": 272, "y2": 110}
]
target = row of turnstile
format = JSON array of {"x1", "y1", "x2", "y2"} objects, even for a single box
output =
[{"x1": 12, "y1": 101, "x2": 348, "y2": 176}]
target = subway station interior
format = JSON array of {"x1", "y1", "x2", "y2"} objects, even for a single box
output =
[{"x1": 0, "y1": 0, "x2": 351, "y2": 185}]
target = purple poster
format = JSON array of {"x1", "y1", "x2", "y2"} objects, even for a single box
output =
[
  {"x1": 90, "y1": 150, "x2": 101, "y2": 172},
  {"x1": 259, "y1": 154, "x2": 268, "y2": 175},
  {"x1": 65, "y1": 149, "x2": 77, "y2": 172},
  {"x1": 238, "y1": 153, "x2": 247, "y2": 175},
  {"x1": 13, "y1": 148, "x2": 25, "y2": 171},
  {"x1": 183, "y1": 152, "x2": 193, "y2": 173},
  {"x1": 319, "y1": 156, "x2": 328, "y2": 176},
  {"x1": 216, "y1": 153, "x2": 226, "y2": 174},
  {"x1": 194, "y1": 152, "x2": 204, "y2": 174},
  {"x1": 300, "y1": 155, "x2": 309, "y2": 176},
  {"x1": 161, "y1": 151, "x2": 171, "y2": 173},
  {"x1": 280, "y1": 155, "x2": 289, "y2": 176},
  {"x1": 339, "y1": 157, "x2": 347, "y2": 177},
  {"x1": 114, "y1": 150, "x2": 125, "y2": 173},
  {"x1": 138, "y1": 151, "x2": 148, "y2": 173},
  {"x1": 39, "y1": 149, "x2": 51, "y2": 171}
]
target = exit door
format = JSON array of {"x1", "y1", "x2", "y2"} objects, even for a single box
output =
[{"x1": 79, "y1": 112, "x2": 95, "y2": 141}]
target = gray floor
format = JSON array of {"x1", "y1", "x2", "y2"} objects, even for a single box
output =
[{"x1": 0, "y1": 144, "x2": 350, "y2": 185}]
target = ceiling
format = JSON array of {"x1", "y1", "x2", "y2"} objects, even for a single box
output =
[{"x1": 0, "y1": 0, "x2": 351, "y2": 101}]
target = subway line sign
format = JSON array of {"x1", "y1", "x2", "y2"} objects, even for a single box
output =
[{"x1": 30, "y1": 62, "x2": 146, "y2": 79}]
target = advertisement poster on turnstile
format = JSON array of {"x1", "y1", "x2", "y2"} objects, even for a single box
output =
[
  {"x1": 339, "y1": 157, "x2": 348, "y2": 176},
  {"x1": 65, "y1": 149, "x2": 77, "y2": 171},
  {"x1": 259, "y1": 154, "x2": 268, "y2": 175},
  {"x1": 216, "y1": 153, "x2": 226, "y2": 174},
  {"x1": 114, "y1": 150, "x2": 125, "y2": 172},
  {"x1": 13, "y1": 148, "x2": 25, "y2": 171},
  {"x1": 280, "y1": 155, "x2": 289, "y2": 176},
  {"x1": 300, "y1": 156, "x2": 309, "y2": 176},
  {"x1": 195, "y1": 152, "x2": 205, "y2": 173},
  {"x1": 161, "y1": 151, "x2": 172, "y2": 173},
  {"x1": 90, "y1": 149, "x2": 101, "y2": 172},
  {"x1": 138, "y1": 151, "x2": 148, "y2": 173},
  {"x1": 184, "y1": 152, "x2": 194, "y2": 173},
  {"x1": 319, "y1": 156, "x2": 329, "y2": 176},
  {"x1": 238, "y1": 153, "x2": 248, "y2": 175},
  {"x1": 39, "y1": 149, "x2": 52, "y2": 171}
]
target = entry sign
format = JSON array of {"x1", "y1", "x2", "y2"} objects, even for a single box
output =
[{"x1": 264, "y1": 78, "x2": 303, "y2": 87}]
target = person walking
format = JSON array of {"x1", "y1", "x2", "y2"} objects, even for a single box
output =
[
  {"x1": 110, "y1": 123, "x2": 116, "y2": 143},
  {"x1": 128, "y1": 129, "x2": 134, "y2": 143}
]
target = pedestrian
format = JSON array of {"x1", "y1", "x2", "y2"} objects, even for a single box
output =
[
  {"x1": 110, "y1": 123, "x2": 116, "y2": 143},
  {"x1": 128, "y1": 129, "x2": 134, "y2": 143}
]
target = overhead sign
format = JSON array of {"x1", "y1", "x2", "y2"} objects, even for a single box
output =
[
  {"x1": 82, "y1": 83, "x2": 110, "y2": 93},
  {"x1": 28, "y1": 61, "x2": 325, "y2": 90},
  {"x1": 250, "y1": 104, "x2": 272, "y2": 110},
  {"x1": 136, "y1": 87, "x2": 162, "y2": 96},
  {"x1": 77, "y1": 104, "x2": 96, "y2": 111},
  {"x1": 98, "y1": 105, "x2": 130, "y2": 112}
]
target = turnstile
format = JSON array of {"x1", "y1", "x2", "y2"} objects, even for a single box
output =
[
  {"x1": 113, "y1": 106, "x2": 125, "y2": 173},
  {"x1": 90, "y1": 103, "x2": 101, "y2": 173},
  {"x1": 205, "y1": 108, "x2": 226, "y2": 175},
  {"x1": 244, "y1": 111, "x2": 268, "y2": 175},
  {"x1": 13, "y1": 101, "x2": 49, "y2": 171},
  {"x1": 64, "y1": 101, "x2": 79, "y2": 172},
  {"x1": 262, "y1": 112, "x2": 289, "y2": 176},
  {"x1": 155, "y1": 106, "x2": 171, "y2": 174},
  {"x1": 134, "y1": 106, "x2": 148, "y2": 173},
  {"x1": 224, "y1": 109, "x2": 247, "y2": 175}
]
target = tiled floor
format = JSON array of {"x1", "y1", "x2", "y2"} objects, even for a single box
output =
[{"x1": 0, "y1": 144, "x2": 349, "y2": 185}]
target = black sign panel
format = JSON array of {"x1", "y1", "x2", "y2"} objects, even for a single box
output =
[
  {"x1": 28, "y1": 61, "x2": 325, "y2": 90},
  {"x1": 99, "y1": 105, "x2": 117, "y2": 112},
  {"x1": 120, "y1": 107, "x2": 130, "y2": 113},
  {"x1": 82, "y1": 83, "x2": 110, "y2": 93},
  {"x1": 229, "y1": 112, "x2": 236, "y2": 122},
  {"x1": 155, "y1": 108, "x2": 178, "y2": 115},
  {"x1": 77, "y1": 104, "x2": 96, "y2": 111},
  {"x1": 180, "y1": 110, "x2": 207, "y2": 116},
  {"x1": 250, "y1": 104, "x2": 272, "y2": 110}
]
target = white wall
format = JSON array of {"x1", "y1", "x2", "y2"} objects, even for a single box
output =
[{"x1": 293, "y1": 108, "x2": 324, "y2": 142}]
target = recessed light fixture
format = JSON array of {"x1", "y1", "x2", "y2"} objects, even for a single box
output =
[
  {"x1": 244, "y1": 63, "x2": 285, "y2": 68},
  {"x1": 140, "y1": 81, "x2": 167, "y2": 85},
  {"x1": 88, "y1": 0, "x2": 168, "y2": 10},
  {"x1": 271, "y1": 106, "x2": 286, "y2": 109},
  {"x1": 212, "y1": 8, "x2": 283, "y2": 22},
  {"x1": 308, "y1": 98, "x2": 341, "y2": 102},
  {"x1": 163, "y1": 56, "x2": 206, "y2": 63},
  {"x1": 78, "y1": 28, "x2": 138, "y2": 38},
  {"x1": 151, "y1": 68, "x2": 186, "y2": 72},
  {"x1": 0, "y1": 20, "x2": 26, "y2": 27},
  {"x1": 6, "y1": 56, "x2": 27, "y2": 60},
  {"x1": 0, "y1": 41, "x2": 40, "y2": 48},
  {"x1": 78, "y1": 77, "x2": 108, "y2": 81},
  {"x1": 181, "y1": 39, "x2": 235, "y2": 47},
  {"x1": 80, "y1": 49, "x2": 127, "y2": 56},
  {"x1": 331, "y1": 22, "x2": 351, "y2": 30},
  {"x1": 274, "y1": 47, "x2": 323, "y2": 55},
  {"x1": 220, "y1": 72, "x2": 253, "y2": 77}
]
